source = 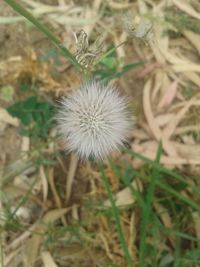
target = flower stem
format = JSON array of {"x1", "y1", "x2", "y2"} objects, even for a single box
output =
[
  {"x1": 100, "y1": 165, "x2": 134, "y2": 267},
  {"x1": 93, "y1": 40, "x2": 127, "y2": 66}
]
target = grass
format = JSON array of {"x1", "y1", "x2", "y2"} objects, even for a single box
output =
[
  {"x1": 0, "y1": 234, "x2": 4, "y2": 267},
  {"x1": 165, "y1": 8, "x2": 200, "y2": 34},
  {"x1": 99, "y1": 145, "x2": 200, "y2": 266},
  {"x1": 100, "y1": 165, "x2": 133, "y2": 267},
  {"x1": 1, "y1": 143, "x2": 200, "y2": 266},
  {"x1": 138, "y1": 142, "x2": 162, "y2": 267}
]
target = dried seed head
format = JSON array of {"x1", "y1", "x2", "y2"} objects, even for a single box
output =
[
  {"x1": 57, "y1": 81, "x2": 133, "y2": 159},
  {"x1": 122, "y1": 12, "x2": 154, "y2": 43},
  {"x1": 74, "y1": 30, "x2": 104, "y2": 68}
]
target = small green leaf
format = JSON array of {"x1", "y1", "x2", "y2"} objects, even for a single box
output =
[
  {"x1": 19, "y1": 82, "x2": 31, "y2": 91},
  {"x1": 100, "y1": 56, "x2": 118, "y2": 69},
  {"x1": 23, "y1": 96, "x2": 37, "y2": 109},
  {"x1": 7, "y1": 96, "x2": 55, "y2": 140},
  {"x1": 0, "y1": 85, "x2": 14, "y2": 102}
]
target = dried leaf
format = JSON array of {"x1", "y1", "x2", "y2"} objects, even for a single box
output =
[
  {"x1": 158, "y1": 81, "x2": 178, "y2": 109},
  {"x1": 172, "y1": 63, "x2": 200, "y2": 73},
  {"x1": 23, "y1": 209, "x2": 68, "y2": 267},
  {"x1": 183, "y1": 30, "x2": 200, "y2": 54},
  {"x1": 154, "y1": 203, "x2": 173, "y2": 228},
  {"x1": 184, "y1": 72, "x2": 200, "y2": 88},
  {"x1": 173, "y1": 0, "x2": 200, "y2": 20},
  {"x1": 143, "y1": 79, "x2": 177, "y2": 156},
  {"x1": 41, "y1": 251, "x2": 58, "y2": 267},
  {"x1": 40, "y1": 166, "x2": 48, "y2": 202},
  {"x1": 163, "y1": 100, "x2": 193, "y2": 139},
  {"x1": 0, "y1": 108, "x2": 19, "y2": 126},
  {"x1": 155, "y1": 114, "x2": 174, "y2": 127}
]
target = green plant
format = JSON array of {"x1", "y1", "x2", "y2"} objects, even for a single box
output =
[{"x1": 7, "y1": 96, "x2": 55, "y2": 141}]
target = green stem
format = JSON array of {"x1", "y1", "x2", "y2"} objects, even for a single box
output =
[
  {"x1": 93, "y1": 41, "x2": 127, "y2": 66},
  {"x1": 0, "y1": 234, "x2": 4, "y2": 267},
  {"x1": 123, "y1": 147, "x2": 200, "y2": 198},
  {"x1": 139, "y1": 142, "x2": 162, "y2": 267},
  {"x1": 4, "y1": 0, "x2": 84, "y2": 72},
  {"x1": 100, "y1": 165, "x2": 134, "y2": 267}
]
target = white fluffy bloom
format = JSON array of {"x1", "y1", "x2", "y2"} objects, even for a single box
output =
[{"x1": 57, "y1": 81, "x2": 132, "y2": 159}]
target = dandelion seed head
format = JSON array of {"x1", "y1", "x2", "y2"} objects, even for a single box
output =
[
  {"x1": 57, "y1": 81, "x2": 133, "y2": 159},
  {"x1": 122, "y1": 12, "x2": 154, "y2": 43}
]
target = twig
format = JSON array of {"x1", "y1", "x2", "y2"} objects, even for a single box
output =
[
  {"x1": 48, "y1": 168, "x2": 67, "y2": 225},
  {"x1": 65, "y1": 153, "x2": 79, "y2": 203}
]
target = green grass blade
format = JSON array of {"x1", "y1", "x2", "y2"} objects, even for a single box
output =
[
  {"x1": 0, "y1": 234, "x2": 4, "y2": 267},
  {"x1": 139, "y1": 142, "x2": 162, "y2": 267},
  {"x1": 113, "y1": 62, "x2": 144, "y2": 78},
  {"x1": 156, "y1": 218, "x2": 200, "y2": 242},
  {"x1": 132, "y1": 169, "x2": 200, "y2": 211},
  {"x1": 100, "y1": 165, "x2": 134, "y2": 267},
  {"x1": 109, "y1": 159, "x2": 145, "y2": 208},
  {"x1": 123, "y1": 148, "x2": 200, "y2": 198},
  {"x1": 93, "y1": 41, "x2": 127, "y2": 66},
  {"x1": 174, "y1": 234, "x2": 181, "y2": 267},
  {"x1": 158, "y1": 181, "x2": 200, "y2": 211},
  {"x1": 4, "y1": 0, "x2": 83, "y2": 71}
]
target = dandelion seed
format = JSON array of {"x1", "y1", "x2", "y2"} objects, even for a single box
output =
[{"x1": 57, "y1": 81, "x2": 133, "y2": 159}]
